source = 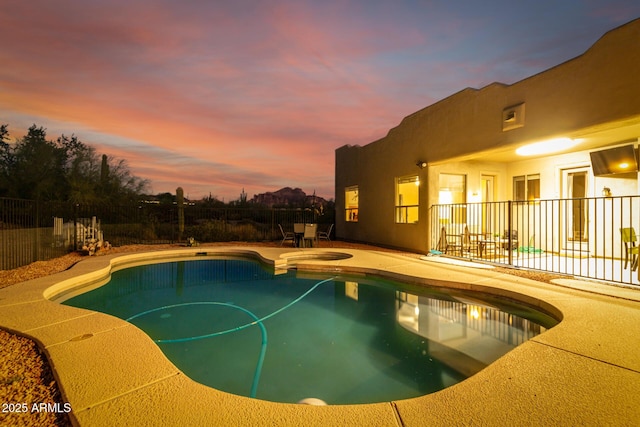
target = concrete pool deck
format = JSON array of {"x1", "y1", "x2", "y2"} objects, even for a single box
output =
[{"x1": 1, "y1": 247, "x2": 639, "y2": 426}]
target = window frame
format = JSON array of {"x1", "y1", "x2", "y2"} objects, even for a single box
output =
[
  {"x1": 395, "y1": 175, "x2": 420, "y2": 224},
  {"x1": 345, "y1": 185, "x2": 359, "y2": 222},
  {"x1": 438, "y1": 173, "x2": 467, "y2": 225},
  {"x1": 513, "y1": 174, "x2": 540, "y2": 201}
]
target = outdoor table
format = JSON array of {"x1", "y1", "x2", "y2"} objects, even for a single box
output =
[
  {"x1": 478, "y1": 239, "x2": 497, "y2": 257},
  {"x1": 498, "y1": 237, "x2": 518, "y2": 252}
]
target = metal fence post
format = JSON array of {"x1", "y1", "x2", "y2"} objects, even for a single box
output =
[
  {"x1": 507, "y1": 200, "x2": 513, "y2": 265},
  {"x1": 33, "y1": 199, "x2": 40, "y2": 262},
  {"x1": 271, "y1": 208, "x2": 275, "y2": 240},
  {"x1": 73, "y1": 203, "x2": 78, "y2": 251}
]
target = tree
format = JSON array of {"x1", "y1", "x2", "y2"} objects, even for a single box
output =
[
  {"x1": 0, "y1": 124, "x2": 9, "y2": 157},
  {"x1": 103, "y1": 156, "x2": 149, "y2": 203},
  {"x1": 0, "y1": 124, "x2": 13, "y2": 196},
  {"x1": 58, "y1": 134, "x2": 99, "y2": 204},
  {"x1": 100, "y1": 154, "x2": 109, "y2": 191},
  {"x1": 199, "y1": 192, "x2": 224, "y2": 207},
  {"x1": 10, "y1": 125, "x2": 66, "y2": 200},
  {"x1": 0, "y1": 123, "x2": 150, "y2": 203},
  {"x1": 155, "y1": 192, "x2": 176, "y2": 205}
]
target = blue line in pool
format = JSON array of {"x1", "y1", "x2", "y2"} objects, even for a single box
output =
[{"x1": 125, "y1": 276, "x2": 336, "y2": 398}]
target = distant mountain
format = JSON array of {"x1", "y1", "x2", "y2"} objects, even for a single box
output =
[{"x1": 251, "y1": 187, "x2": 327, "y2": 207}]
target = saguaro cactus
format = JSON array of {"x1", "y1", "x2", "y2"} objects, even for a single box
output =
[{"x1": 176, "y1": 187, "x2": 184, "y2": 242}]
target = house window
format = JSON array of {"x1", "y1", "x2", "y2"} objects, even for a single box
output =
[
  {"x1": 438, "y1": 174, "x2": 466, "y2": 225},
  {"x1": 514, "y1": 174, "x2": 540, "y2": 201},
  {"x1": 345, "y1": 186, "x2": 359, "y2": 222},
  {"x1": 395, "y1": 175, "x2": 419, "y2": 223},
  {"x1": 439, "y1": 174, "x2": 466, "y2": 204}
]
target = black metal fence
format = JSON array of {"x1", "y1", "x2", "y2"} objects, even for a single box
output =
[
  {"x1": 1, "y1": 197, "x2": 333, "y2": 270},
  {"x1": 431, "y1": 195, "x2": 640, "y2": 286},
  {"x1": 0, "y1": 198, "x2": 72, "y2": 271}
]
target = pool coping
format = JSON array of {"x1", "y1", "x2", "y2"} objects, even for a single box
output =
[{"x1": 1, "y1": 246, "x2": 640, "y2": 426}]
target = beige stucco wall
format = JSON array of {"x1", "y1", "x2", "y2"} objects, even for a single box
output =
[
  {"x1": 335, "y1": 19, "x2": 640, "y2": 253},
  {"x1": 507, "y1": 142, "x2": 640, "y2": 200},
  {"x1": 336, "y1": 139, "x2": 430, "y2": 251}
]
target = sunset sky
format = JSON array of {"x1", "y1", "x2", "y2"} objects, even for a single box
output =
[{"x1": 2, "y1": 1, "x2": 639, "y2": 201}]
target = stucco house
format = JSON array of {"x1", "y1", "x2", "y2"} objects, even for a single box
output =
[{"x1": 335, "y1": 18, "x2": 640, "y2": 283}]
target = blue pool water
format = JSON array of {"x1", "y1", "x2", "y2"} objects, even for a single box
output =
[{"x1": 63, "y1": 258, "x2": 557, "y2": 404}]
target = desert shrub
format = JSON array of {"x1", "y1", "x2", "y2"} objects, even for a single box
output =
[
  {"x1": 185, "y1": 220, "x2": 266, "y2": 242},
  {"x1": 101, "y1": 223, "x2": 155, "y2": 245},
  {"x1": 184, "y1": 220, "x2": 226, "y2": 242}
]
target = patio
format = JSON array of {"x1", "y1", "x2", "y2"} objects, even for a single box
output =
[
  {"x1": 512, "y1": 252, "x2": 640, "y2": 286},
  {"x1": 432, "y1": 195, "x2": 640, "y2": 287}
]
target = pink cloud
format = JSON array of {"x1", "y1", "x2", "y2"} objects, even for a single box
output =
[{"x1": 3, "y1": 1, "x2": 638, "y2": 202}]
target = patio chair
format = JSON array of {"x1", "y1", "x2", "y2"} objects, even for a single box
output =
[
  {"x1": 302, "y1": 224, "x2": 317, "y2": 248},
  {"x1": 462, "y1": 225, "x2": 479, "y2": 256},
  {"x1": 438, "y1": 226, "x2": 462, "y2": 255},
  {"x1": 501, "y1": 229, "x2": 519, "y2": 251},
  {"x1": 620, "y1": 227, "x2": 639, "y2": 271},
  {"x1": 317, "y1": 224, "x2": 333, "y2": 244},
  {"x1": 278, "y1": 224, "x2": 295, "y2": 246}
]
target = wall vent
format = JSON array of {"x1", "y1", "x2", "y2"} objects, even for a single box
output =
[{"x1": 502, "y1": 103, "x2": 525, "y2": 131}]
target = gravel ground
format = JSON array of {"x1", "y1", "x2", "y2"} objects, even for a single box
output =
[
  {"x1": 0, "y1": 329, "x2": 71, "y2": 427},
  {"x1": 0, "y1": 242, "x2": 563, "y2": 426}
]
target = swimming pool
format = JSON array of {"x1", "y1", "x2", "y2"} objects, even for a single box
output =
[{"x1": 62, "y1": 256, "x2": 557, "y2": 405}]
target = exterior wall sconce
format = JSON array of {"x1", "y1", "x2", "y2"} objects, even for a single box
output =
[
  {"x1": 416, "y1": 161, "x2": 427, "y2": 169},
  {"x1": 602, "y1": 187, "x2": 612, "y2": 197}
]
